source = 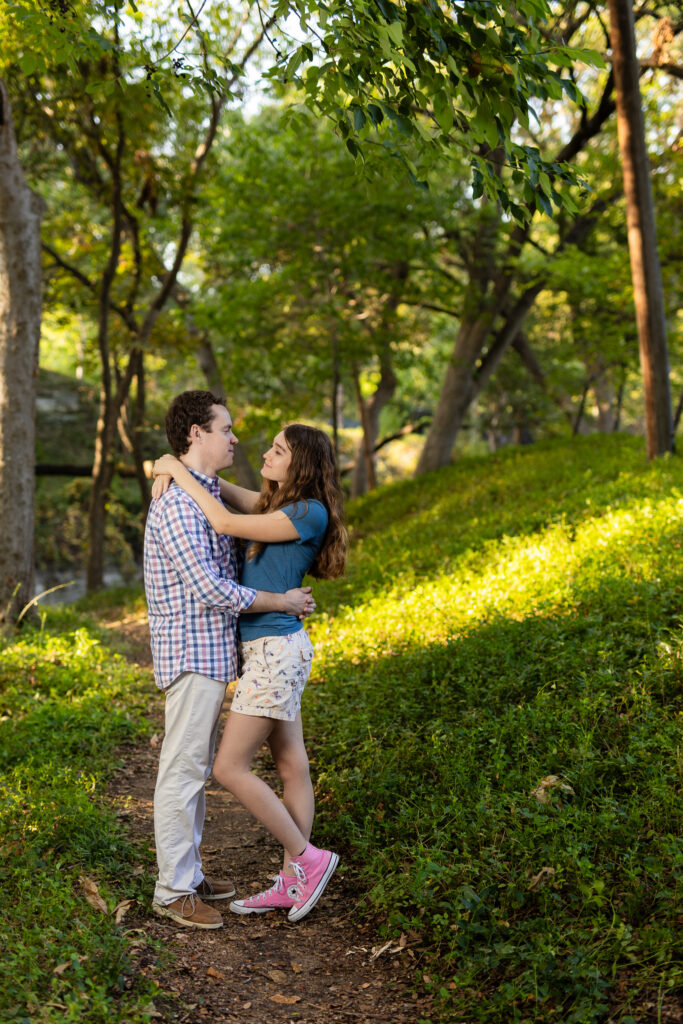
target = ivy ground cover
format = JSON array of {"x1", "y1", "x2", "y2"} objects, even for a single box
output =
[{"x1": 306, "y1": 434, "x2": 683, "y2": 1023}]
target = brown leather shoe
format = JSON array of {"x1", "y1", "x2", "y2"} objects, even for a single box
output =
[
  {"x1": 195, "y1": 876, "x2": 236, "y2": 901},
  {"x1": 152, "y1": 894, "x2": 223, "y2": 929}
]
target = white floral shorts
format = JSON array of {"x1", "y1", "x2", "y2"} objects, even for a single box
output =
[{"x1": 232, "y1": 631, "x2": 315, "y2": 721}]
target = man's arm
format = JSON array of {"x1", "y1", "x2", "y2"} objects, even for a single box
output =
[
  {"x1": 157, "y1": 495, "x2": 314, "y2": 617},
  {"x1": 247, "y1": 587, "x2": 314, "y2": 618},
  {"x1": 157, "y1": 498, "x2": 257, "y2": 614}
]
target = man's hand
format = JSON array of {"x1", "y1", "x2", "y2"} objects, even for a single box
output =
[{"x1": 282, "y1": 586, "x2": 315, "y2": 620}]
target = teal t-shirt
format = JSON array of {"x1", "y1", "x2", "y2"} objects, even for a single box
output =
[{"x1": 239, "y1": 499, "x2": 328, "y2": 640}]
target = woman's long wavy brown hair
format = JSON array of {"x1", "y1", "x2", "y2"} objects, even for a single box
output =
[{"x1": 247, "y1": 424, "x2": 347, "y2": 579}]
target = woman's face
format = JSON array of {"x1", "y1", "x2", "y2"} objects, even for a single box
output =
[{"x1": 262, "y1": 430, "x2": 292, "y2": 487}]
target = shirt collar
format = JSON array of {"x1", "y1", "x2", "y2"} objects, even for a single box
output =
[{"x1": 186, "y1": 466, "x2": 221, "y2": 499}]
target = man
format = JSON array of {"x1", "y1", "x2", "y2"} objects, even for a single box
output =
[{"x1": 144, "y1": 390, "x2": 314, "y2": 929}]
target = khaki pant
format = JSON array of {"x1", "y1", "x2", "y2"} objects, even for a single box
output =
[{"x1": 153, "y1": 671, "x2": 226, "y2": 906}]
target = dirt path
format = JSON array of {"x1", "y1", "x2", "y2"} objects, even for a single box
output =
[{"x1": 103, "y1": 610, "x2": 431, "y2": 1024}]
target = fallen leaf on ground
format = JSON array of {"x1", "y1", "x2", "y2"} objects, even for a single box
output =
[
  {"x1": 114, "y1": 899, "x2": 135, "y2": 924},
  {"x1": 267, "y1": 969, "x2": 288, "y2": 984},
  {"x1": 207, "y1": 967, "x2": 224, "y2": 981},
  {"x1": 370, "y1": 938, "x2": 407, "y2": 962},
  {"x1": 150, "y1": 733, "x2": 161, "y2": 746},
  {"x1": 370, "y1": 940, "x2": 393, "y2": 962},
  {"x1": 270, "y1": 994, "x2": 302, "y2": 1005},
  {"x1": 80, "y1": 876, "x2": 108, "y2": 914},
  {"x1": 53, "y1": 962, "x2": 72, "y2": 976},
  {"x1": 528, "y1": 866, "x2": 556, "y2": 890},
  {"x1": 291, "y1": 962, "x2": 303, "y2": 974},
  {"x1": 531, "y1": 775, "x2": 575, "y2": 804},
  {"x1": 141, "y1": 1003, "x2": 163, "y2": 1019}
]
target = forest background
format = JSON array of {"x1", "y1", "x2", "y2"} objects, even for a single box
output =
[
  {"x1": 1, "y1": 2, "x2": 683, "y2": 1022},
  {"x1": 0, "y1": 0, "x2": 680, "y2": 605}
]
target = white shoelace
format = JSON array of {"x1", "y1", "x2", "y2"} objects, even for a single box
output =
[
  {"x1": 289, "y1": 860, "x2": 308, "y2": 900},
  {"x1": 249, "y1": 875, "x2": 285, "y2": 903}
]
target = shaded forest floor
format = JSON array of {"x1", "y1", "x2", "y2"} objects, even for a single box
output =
[{"x1": 103, "y1": 609, "x2": 429, "y2": 1024}]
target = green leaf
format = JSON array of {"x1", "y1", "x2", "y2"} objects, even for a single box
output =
[
  {"x1": 367, "y1": 103, "x2": 384, "y2": 127},
  {"x1": 18, "y1": 52, "x2": 39, "y2": 75},
  {"x1": 433, "y1": 91, "x2": 453, "y2": 133},
  {"x1": 537, "y1": 190, "x2": 553, "y2": 218},
  {"x1": 563, "y1": 47, "x2": 606, "y2": 68},
  {"x1": 386, "y1": 20, "x2": 403, "y2": 47}
]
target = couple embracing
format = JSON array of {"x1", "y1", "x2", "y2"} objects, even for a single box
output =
[{"x1": 143, "y1": 389, "x2": 347, "y2": 929}]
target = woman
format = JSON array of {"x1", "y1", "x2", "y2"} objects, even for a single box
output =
[{"x1": 152, "y1": 423, "x2": 347, "y2": 922}]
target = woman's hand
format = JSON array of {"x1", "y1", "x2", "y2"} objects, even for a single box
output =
[
  {"x1": 153, "y1": 454, "x2": 182, "y2": 478},
  {"x1": 150, "y1": 454, "x2": 182, "y2": 501},
  {"x1": 151, "y1": 474, "x2": 172, "y2": 500}
]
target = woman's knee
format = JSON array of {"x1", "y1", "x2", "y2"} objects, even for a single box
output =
[
  {"x1": 212, "y1": 755, "x2": 245, "y2": 792},
  {"x1": 276, "y1": 746, "x2": 310, "y2": 785}
]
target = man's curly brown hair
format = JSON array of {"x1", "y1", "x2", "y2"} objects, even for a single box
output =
[{"x1": 165, "y1": 390, "x2": 225, "y2": 456}]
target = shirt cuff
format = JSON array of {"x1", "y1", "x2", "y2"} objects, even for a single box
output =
[{"x1": 235, "y1": 585, "x2": 258, "y2": 612}]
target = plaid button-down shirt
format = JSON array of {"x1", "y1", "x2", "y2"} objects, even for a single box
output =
[{"x1": 143, "y1": 469, "x2": 257, "y2": 689}]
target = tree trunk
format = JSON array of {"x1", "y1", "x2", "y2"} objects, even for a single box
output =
[
  {"x1": 195, "y1": 336, "x2": 260, "y2": 490},
  {"x1": 414, "y1": 268, "x2": 532, "y2": 475},
  {"x1": 415, "y1": 310, "x2": 503, "y2": 474},
  {"x1": 331, "y1": 330, "x2": 342, "y2": 461},
  {"x1": 350, "y1": 348, "x2": 397, "y2": 498},
  {"x1": 512, "y1": 334, "x2": 575, "y2": 425},
  {"x1": 414, "y1": 67, "x2": 626, "y2": 477},
  {"x1": 586, "y1": 356, "x2": 617, "y2": 432},
  {"x1": 86, "y1": 117, "x2": 125, "y2": 594},
  {"x1": 117, "y1": 349, "x2": 150, "y2": 516},
  {"x1": 415, "y1": 204, "x2": 526, "y2": 475},
  {"x1": 0, "y1": 81, "x2": 45, "y2": 624},
  {"x1": 608, "y1": 0, "x2": 672, "y2": 457}
]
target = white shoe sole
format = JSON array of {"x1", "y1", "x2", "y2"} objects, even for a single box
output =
[
  {"x1": 228, "y1": 900, "x2": 281, "y2": 915},
  {"x1": 287, "y1": 852, "x2": 339, "y2": 922},
  {"x1": 152, "y1": 902, "x2": 223, "y2": 929}
]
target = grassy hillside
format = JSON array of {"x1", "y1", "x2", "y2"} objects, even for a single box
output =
[
  {"x1": 305, "y1": 433, "x2": 683, "y2": 1022},
  {"x1": 1, "y1": 433, "x2": 681, "y2": 1022}
]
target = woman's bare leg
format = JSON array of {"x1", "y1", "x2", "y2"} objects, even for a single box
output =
[
  {"x1": 212, "y1": 711, "x2": 308, "y2": 858},
  {"x1": 267, "y1": 713, "x2": 315, "y2": 873}
]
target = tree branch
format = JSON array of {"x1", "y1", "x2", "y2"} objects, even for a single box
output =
[{"x1": 42, "y1": 242, "x2": 138, "y2": 333}]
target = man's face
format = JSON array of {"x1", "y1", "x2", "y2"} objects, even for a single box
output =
[{"x1": 198, "y1": 405, "x2": 238, "y2": 474}]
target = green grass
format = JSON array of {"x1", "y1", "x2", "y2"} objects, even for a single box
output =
[
  {"x1": 304, "y1": 434, "x2": 683, "y2": 1022},
  {"x1": 3, "y1": 433, "x2": 682, "y2": 1022},
  {"x1": 0, "y1": 604, "x2": 158, "y2": 1023}
]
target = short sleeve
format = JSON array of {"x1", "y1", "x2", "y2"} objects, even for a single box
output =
[{"x1": 283, "y1": 500, "x2": 328, "y2": 543}]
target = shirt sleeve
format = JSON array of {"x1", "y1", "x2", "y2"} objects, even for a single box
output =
[
  {"x1": 283, "y1": 500, "x2": 328, "y2": 543},
  {"x1": 158, "y1": 494, "x2": 257, "y2": 613}
]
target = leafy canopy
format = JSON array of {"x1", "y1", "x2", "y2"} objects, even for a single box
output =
[{"x1": 3, "y1": 0, "x2": 604, "y2": 221}]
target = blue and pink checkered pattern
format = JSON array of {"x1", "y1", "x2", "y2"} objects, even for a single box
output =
[{"x1": 143, "y1": 470, "x2": 257, "y2": 689}]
